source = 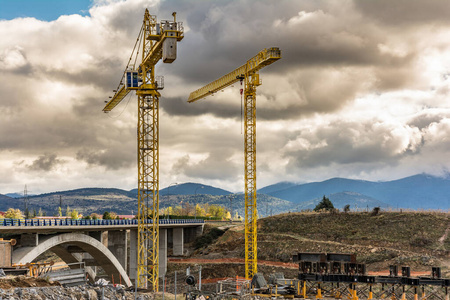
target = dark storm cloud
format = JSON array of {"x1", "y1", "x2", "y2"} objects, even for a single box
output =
[
  {"x1": 28, "y1": 153, "x2": 64, "y2": 171},
  {"x1": 42, "y1": 57, "x2": 124, "y2": 91},
  {"x1": 161, "y1": 96, "x2": 241, "y2": 119},
  {"x1": 283, "y1": 119, "x2": 422, "y2": 170},
  {"x1": 164, "y1": 0, "x2": 417, "y2": 86},
  {"x1": 157, "y1": 0, "x2": 424, "y2": 125},
  {"x1": 172, "y1": 150, "x2": 240, "y2": 180},
  {"x1": 76, "y1": 147, "x2": 135, "y2": 170},
  {"x1": 353, "y1": 0, "x2": 450, "y2": 26}
]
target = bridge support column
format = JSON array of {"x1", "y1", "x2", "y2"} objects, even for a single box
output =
[
  {"x1": 21, "y1": 233, "x2": 38, "y2": 247},
  {"x1": 130, "y1": 229, "x2": 137, "y2": 283},
  {"x1": 159, "y1": 228, "x2": 167, "y2": 278},
  {"x1": 108, "y1": 230, "x2": 127, "y2": 270},
  {"x1": 173, "y1": 228, "x2": 184, "y2": 256}
]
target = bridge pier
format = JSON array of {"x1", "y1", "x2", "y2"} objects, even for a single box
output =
[
  {"x1": 159, "y1": 228, "x2": 167, "y2": 277},
  {"x1": 129, "y1": 229, "x2": 138, "y2": 283},
  {"x1": 173, "y1": 228, "x2": 184, "y2": 256},
  {"x1": 108, "y1": 230, "x2": 127, "y2": 269}
]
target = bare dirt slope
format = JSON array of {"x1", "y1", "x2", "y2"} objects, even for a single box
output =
[{"x1": 178, "y1": 211, "x2": 449, "y2": 279}]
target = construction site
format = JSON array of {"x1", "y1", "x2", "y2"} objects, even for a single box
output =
[{"x1": 0, "y1": 8, "x2": 449, "y2": 300}]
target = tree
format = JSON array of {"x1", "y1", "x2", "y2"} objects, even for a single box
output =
[
  {"x1": 65, "y1": 206, "x2": 71, "y2": 217},
  {"x1": 58, "y1": 207, "x2": 62, "y2": 217},
  {"x1": 314, "y1": 196, "x2": 335, "y2": 212},
  {"x1": 90, "y1": 213, "x2": 101, "y2": 220},
  {"x1": 195, "y1": 204, "x2": 205, "y2": 217},
  {"x1": 24, "y1": 207, "x2": 31, "y2": 219},
  {"x1": 70, "y1": 209, "x2": 79, "y2": 220},
  {"x1": 343, "y1": 204, "x2": 350, "y2": 213},
  {"x1": 102, "y1": 211, "x2": 112, "y2": 220},
  {"x1": 371, "y1": 206, "x2": 380, "y2": 216},
  {"x1": 183, "y1": 202, "x2": 194, "y2": 216},
  {"x1": 165, "y1": 206, "x2": 174, "y2": 216},
  {"x1": 5, "y1": 208, "x2": 23, "y2": 219},
  {"x1": 38, "y1": 208, "x2": 44, "y2": 217},
  {"x1": 208, "y1": 205, "x2": 227, "y2": 219}
]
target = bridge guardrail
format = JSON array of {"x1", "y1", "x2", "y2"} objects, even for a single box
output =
[{"x1": 0, "y1": 218, "x2": 205, "y2": 227}]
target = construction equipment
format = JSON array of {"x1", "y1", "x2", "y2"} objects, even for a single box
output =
[
  {"x1": 188, "y1": 47, "x2": 281, "y2": 279},
  {"x1": 103, "y1": 9, "x2": 183, "y2": 290}
]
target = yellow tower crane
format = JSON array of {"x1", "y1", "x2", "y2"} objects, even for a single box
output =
[
  {"x1": 103, "y1": 10, "x2": 183, "y2": 290},
  {"x1": 188, "y1": 47, "x2": 281, "y2": 279}
]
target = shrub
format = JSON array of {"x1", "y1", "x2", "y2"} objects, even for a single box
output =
[
  {"x1": 194, "y1": 227, "x2": 225, "y2": 249},
  {"x1": 371, "y1": 207, "x2": 381, "y2": 216},
  {"x1": 343, "y1": 204, "x2": 350, "y2": 213},
  {"x1": 314, "y1": 196, "x2": 335, "y2": 212}
]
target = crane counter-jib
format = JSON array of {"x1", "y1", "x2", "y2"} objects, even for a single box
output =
[{"x1": 187, "y1": 47, "x2": 281, "y2": 103}]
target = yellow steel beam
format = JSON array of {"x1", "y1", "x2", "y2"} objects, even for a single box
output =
[
  {"x1": 188, "y1": 47, "x2": 281, "y2": 103},
  {"x1": 103, "y1": 85, "x2": 131, "y2": 112},
  {"x1": 244, "y1": 73, "x2": 258, "y2": 279}
]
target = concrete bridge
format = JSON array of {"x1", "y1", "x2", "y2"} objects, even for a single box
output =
[{"x1": 0, "y1": 219, "x2": 205, "y2": 286}]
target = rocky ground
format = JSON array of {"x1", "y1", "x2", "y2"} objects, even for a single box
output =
[{"x1": 0, "y1": 276, "x2": 156, "y2": 300}]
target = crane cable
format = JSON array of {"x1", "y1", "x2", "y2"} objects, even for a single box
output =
[
  {"x1": 113, "y1": 23, "x2": 145, "y2": 94},
  {"x1": 240, "y1": 79, "x2": 244, "y2": 134},
  {"x1": 107, "y1": 23, "x2": 145, "y2": 120}
]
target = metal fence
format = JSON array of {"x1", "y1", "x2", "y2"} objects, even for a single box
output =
[{"x1": 0, "y1": 218, "x2": 204, "y2": 227}]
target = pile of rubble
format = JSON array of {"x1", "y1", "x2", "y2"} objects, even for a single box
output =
[
  {"x1": 0, "y1": 284, "x2": 155, "y2": 300},
  {"x1": 0, "y1": 275, "x2": 156, "y2": 300}
]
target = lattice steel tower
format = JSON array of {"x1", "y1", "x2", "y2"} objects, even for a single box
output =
[
  {"x1": 188, "y1": 48, "x2": 281, "y2": 279},
  {"x1": 103, "y1": 10, "x2": 183, "y2": 290}
]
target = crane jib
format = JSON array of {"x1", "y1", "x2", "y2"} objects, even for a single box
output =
[{"x1": 187, "y1": 47, "x2": 281, "y2": 102}]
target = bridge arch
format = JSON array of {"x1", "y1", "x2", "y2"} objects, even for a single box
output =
[{"x1": 12, "y1": 233, "x2": 131, "y2": 287}]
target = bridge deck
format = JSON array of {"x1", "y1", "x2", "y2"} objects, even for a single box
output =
[{"x1": 0, "y1": 218, "x2": 204, "y2": 234}]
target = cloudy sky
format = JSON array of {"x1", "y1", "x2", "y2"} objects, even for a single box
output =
[{"x1": 1, "y1": 0, "x2": 450, "y2": 195}]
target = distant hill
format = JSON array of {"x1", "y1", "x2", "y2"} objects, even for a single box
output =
[
  {"x1": 130, "y1": 183, "x2": 231, "y2": 197},
  {"x1": 0, "y1": 194, "x2": 21, "y2": 212},
  {"x1": 158, "y1": 182, "x2": 232, "y2": 196},
  {"x1": 1, "y1": 173, "x2": 449, "y2": 216},
  {"x1": 5, "y1": 193, "x2": 23, "y2": 198},
  {"x1": 294, "y1": 191, "x2": 390, "y2": 211},
  {"x1": 265, "y1": 174, "x2": 450, "y2": 210},
  {"x1": 257, "y1": 181, "x2": 298, "y2": 195},
  {"x1": 0, "y1": 188, "x2": 138, "y2": 216},
  {"x1": 160, "y1": 193, "x2": 292, "y2": 218},
  {"x1": 31, "y1": 188, "x2": 136, "y2": 199}
]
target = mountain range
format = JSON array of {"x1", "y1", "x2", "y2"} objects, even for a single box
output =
[
  {"x1": 0, "y1": 174, "x2": 448, "y2": 216},
  {"x1": 262, "y1": 174, "x2": 450, "y2": 210}
]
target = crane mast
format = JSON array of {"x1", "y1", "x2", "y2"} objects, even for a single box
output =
[
  {"x1": 188, "y1": 47, "x2": 281, "y2": 279},
  {"x1": 103, "y1": 10, "x2": 183, "y2": 290}
]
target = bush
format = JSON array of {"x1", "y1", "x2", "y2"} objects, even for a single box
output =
[
  {"x1": 343, "y1": 204, "x2": 350, "y2": 213},
  {"x1": 371, "y1": 207, "x2": 381, "y2": 216},
  {"x1": 194, "y1": 227, "x2": 225, "y2": 249},
  {"x1": 314, "y1": 196, "x2": 335, "y2": 212}
]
